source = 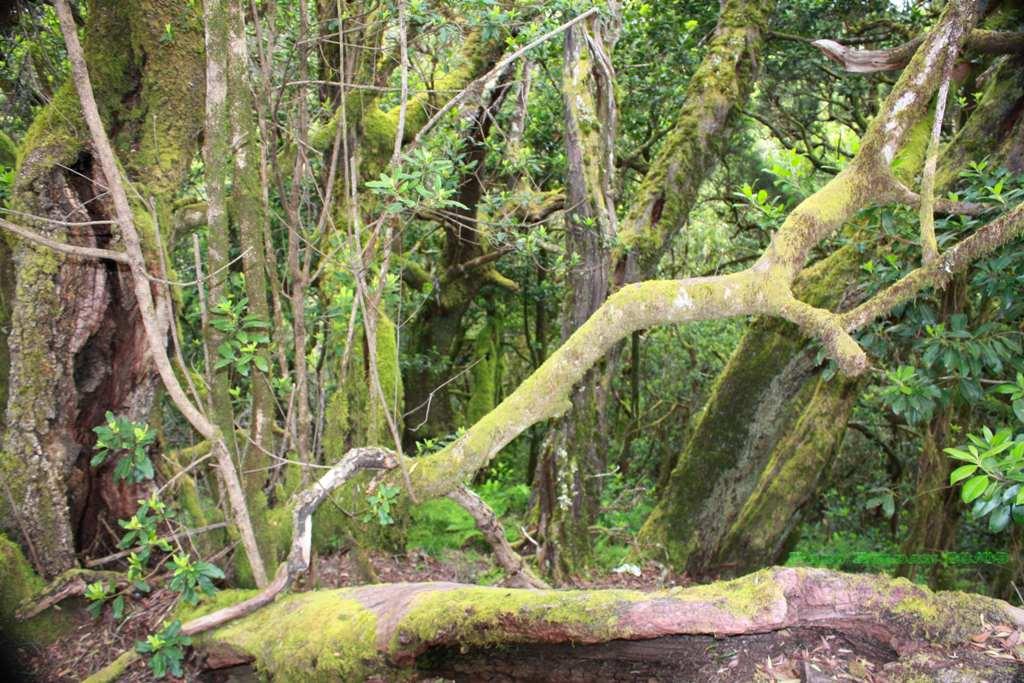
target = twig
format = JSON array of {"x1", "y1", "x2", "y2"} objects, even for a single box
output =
[{"x1": 85, "y1": 522, "x2": 229, "y2": 568}]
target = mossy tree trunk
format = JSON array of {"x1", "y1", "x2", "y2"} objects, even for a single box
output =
[
  {"x1": 227, "y1": 0, "x2": 276, "y2": 492},
  {"x1": 637, "y1": 248, "x2": 864, "y2": 575},
  {"x1": 533, "y1": 14, "x2": 618, "y2": 577},
  {"x1": 712, "y1": 371, "x2": 861, "y2": 574},
  {"x1": 899, "y1": 277, "x2": 969, "y2": 586},
  {"x1": 638, "y1": 28, "x2": 1024, "y2": 577},
  {"x1": 399, "y1": 49, "x2": 518, "y2": 445},
  {"x1": 198, "y1": 0, "x2": 278, "y2": 584},
  {"x1": 0, "y1": 0, "x2": 205, "y2": 578}
]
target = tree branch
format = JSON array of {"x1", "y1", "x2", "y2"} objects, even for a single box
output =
[
  {"x1": 0, "y1": 217, "x2": 130, "y2": 263},
  {"x1": 812, "y1": 29, "x2": 1024, "y2": 74},
  {"x1": 447, "y1": 485, "x2": 550, "y2": 589}
]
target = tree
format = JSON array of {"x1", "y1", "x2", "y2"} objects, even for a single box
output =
[{"x1": 2, "y1": 0, "x2": 1024, "y2": 680}]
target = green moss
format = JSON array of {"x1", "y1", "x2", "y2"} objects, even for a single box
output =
[
  {"x1": 891, "y1": 115, "x2": 932, "y2": 186},
  {"x1": 195, "y1": 593, "x2": 382, "y2": 681},
  {"x1": 0, "y1": 130, "x2": 16, "y2": 168},
  {"x1": 890, "y1": 595, "x2": 940, "y2": 623},
  {"x1": 322, "y1": 389, "x2": 350, "y2": 458},
  {"x1": 675, "y1": 567, "x2": 784, "y2": 618},
  {"x1": 80, "y1": 650, "x2": 140, "y2": 683},
  {"x1": 393, "y1": 585, "x2": 639, "y2": 652},
  {"x1": 0, "y1": 534, "x2": 71, "y2": 645},
  {"x1": 233, "y1": 490, "x2": 279, "y2": 587},
  {"x1": 638, "y1": 247, "x2": 863, "y2": 570},
  {"x1": 465, "y1": 320, "x2": 499, "y2": 425}
]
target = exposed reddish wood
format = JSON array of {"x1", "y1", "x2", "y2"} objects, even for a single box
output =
[{"x1": 192, "y1": 567, "x2": 1024, "y2": 681}]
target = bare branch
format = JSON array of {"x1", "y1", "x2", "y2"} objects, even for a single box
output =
[
  {"x1": 448, "y1": 485, "x2": 550, "y2": 589},
  {"x1": 813, "y1": 29, "x2": 1024, "y2": 74},
  {"x1": 0, "y1": 217, "x2": 130, "y2": 263},
  {"x1": 180, "y1": 447, "x2": 398, "y2": 635},
  {"x1": 411, "y1": 8, "x2": 599, "y2": 147}
]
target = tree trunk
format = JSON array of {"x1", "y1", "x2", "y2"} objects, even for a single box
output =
[
  {"x1": 899, "y1": 277, "x2": 969, "y2": 585},
  {"x1": 712, "y1": 372, "x2": 861, "y2": 574},
  {"x1": 0, "y1": 0, "x2": 205, "y2": 578},
  {"x1": 638, "y1": 37, "x2": 1024, "y2": 577},
  {"x1": 532, "y1": 14, "x2": 618, "y2": 577},
  {"x1": 638, "y1": 247, "x2": 863, "y2": 575},
  {"x1": 189, "y1": 566, "x2": 1024, "y2": 682}
]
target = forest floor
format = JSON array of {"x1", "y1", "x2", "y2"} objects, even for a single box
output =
[{"x1": 14, "y1": 548, "x2": 1024, "y2": 682}]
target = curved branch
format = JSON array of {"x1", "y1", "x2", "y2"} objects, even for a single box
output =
[
  {"x1": 394, "y1": 0, "x2": 981, "y2": 501},
  {"x1": 448, "y1": 485, "x2": 550, "y2": 589},
  {"x1": 842, "y1": 200, "x2": 1024, "y2": 331},
  {"x1": 0, "y1": 217, "x2": 130, "y2": 263},
  {"x1": 182, "y1": 446, "x2": 397, "y2": 635},
  {"x1": 812, "y1": 28, "x2": 1024, "y2": 74}
]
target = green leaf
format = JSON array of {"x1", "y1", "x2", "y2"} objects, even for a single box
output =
[
  {"x1": 944, "y1": 447, "x2": 976, "y2": 463},
  {"x1": 949, "y1": 464, "x2": 978, "y2": 485},
  {"x1": 1012, "y1": 505, "x2": 1024, "y2": 526},
  {"x1": 253, "y1": 355, "x2": 270, "y2": 373},
  {"x1": 961, "y1": 475, "x2": 989, "y2": 503},
  {"x1": 988, "y1": 504, "x2": 1011, "y2": 532},
  {"x1": 1013, "y1": 399, "x2": 1024, "y2": 424}
]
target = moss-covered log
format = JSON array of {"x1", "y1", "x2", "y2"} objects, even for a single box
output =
[{"x1": 187, "y1": 566, "x2": 1024, "y2": 681}]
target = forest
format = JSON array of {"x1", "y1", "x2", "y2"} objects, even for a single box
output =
[{"x1": 0, "y1": 0, "x2": 1023, "y2": 680}]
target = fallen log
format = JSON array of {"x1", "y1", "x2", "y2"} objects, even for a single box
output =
[{"x1": 185, "y1": 566, "x2": 1024, "y2": 681}]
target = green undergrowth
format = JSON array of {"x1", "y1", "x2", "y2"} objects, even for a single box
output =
[{"x1": 408, "y1": 476, "x2": 529, "y2": 556}]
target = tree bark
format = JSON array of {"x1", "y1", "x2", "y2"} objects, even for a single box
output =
[
  {"x1": 638, "y1": 248, "x2": 863, "y2": 575},
  {"x1": 0, "y1": 0, "x2": 205, "y2": 578},
  {"x1": 640, "y1": 14, "x2": 1024, "y2": 578},
  {"x1": 532, "y1": 12, "x2": 618, "y2": 578}
]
